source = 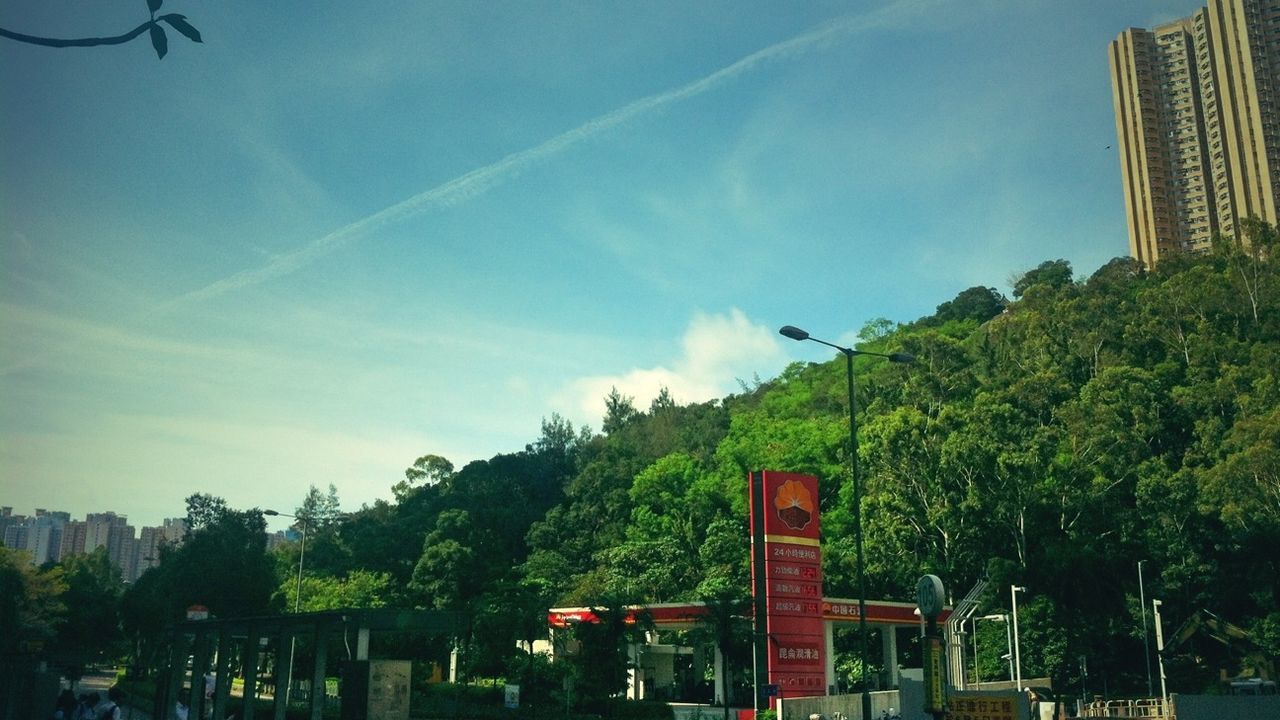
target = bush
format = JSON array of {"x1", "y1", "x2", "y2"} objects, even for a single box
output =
[{"x1": 412, "y1": 682, "x2": 504, "y2": 719}]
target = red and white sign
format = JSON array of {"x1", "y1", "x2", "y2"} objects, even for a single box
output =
[{"x1": 751, "y1": 471, "x2": 826, "y2": 697}]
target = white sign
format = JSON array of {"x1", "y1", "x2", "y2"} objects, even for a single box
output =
[{"x1": 916, "y1": 575, "x2": 945, "y2": 619}]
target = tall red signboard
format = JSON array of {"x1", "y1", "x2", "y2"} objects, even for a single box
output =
[{"x1": 749, "y1": 471, "x2": 825, "y2": 703}]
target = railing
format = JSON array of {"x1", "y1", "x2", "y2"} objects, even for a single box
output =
[
  {"x1": 1078, "y1": 698, "x2": 1170, "y2": 719},
  {"x1": 237, "y1": 679, "x2": 339, "y2": 706}
]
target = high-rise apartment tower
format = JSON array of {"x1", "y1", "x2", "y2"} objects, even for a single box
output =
[{"x1": 1109, "y1": 0, "x2": 1280, "y2": 266}]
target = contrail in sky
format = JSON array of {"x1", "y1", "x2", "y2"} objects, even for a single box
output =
[{"x1": 173, "y1": 0, "x2": 928, "y2": 305}]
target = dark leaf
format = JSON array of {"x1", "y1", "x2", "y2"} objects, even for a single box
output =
[
  {"x1": 149, "y1": 22, "x2": 167, "y2": 59},
  {"x1": 147, "y1": 0, "x2": 163, "y2": 13},
  {"x1": 160, "y1": 14, "x2": 202, "y2": 43}
]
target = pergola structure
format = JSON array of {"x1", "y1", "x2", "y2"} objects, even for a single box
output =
[{"x1": 153, "y1": 609, "x2": 463, "y2": 720}]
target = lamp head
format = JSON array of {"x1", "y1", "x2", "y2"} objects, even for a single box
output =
[
  {"x1": 888, "y1": 352, "x2": 915, "y2": 363},
  {"x1": 779, "y1": 325, "x2": 809, "y2": 341},
  {"x1": 263, "y1": 509, "x2": 281, "y2": 517}
]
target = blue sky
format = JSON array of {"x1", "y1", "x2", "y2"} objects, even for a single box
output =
[{"x1": 1, "y1": 0, "x2": 1204, "y2": 529}]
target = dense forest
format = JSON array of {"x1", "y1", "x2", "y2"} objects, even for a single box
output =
[{"x1": 4, "y1": 225, "x2": 1276, "y2": 701}]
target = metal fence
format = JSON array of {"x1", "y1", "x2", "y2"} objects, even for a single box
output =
[{"x1": 1078, "y1": 698, "x2": 1169, "y2": 718}]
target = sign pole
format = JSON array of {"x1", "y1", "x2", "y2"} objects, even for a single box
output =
[
  {"x1": 750, "y1": 471, "x2": 769, "y2": 717},
  {"x1": 917, "y1": 575, "x2": 947, "y2": 720}
]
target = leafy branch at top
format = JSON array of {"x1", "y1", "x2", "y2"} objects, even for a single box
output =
[{"x1": 0, "y1": 0, "x2": 201, "y2": 59}]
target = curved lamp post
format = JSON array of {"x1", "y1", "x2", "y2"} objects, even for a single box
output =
[
  {"x1": 1011, "y1": 585, "x2": 1026, "y2": 691},
  {"x1": 778, "y1": 325, "x2": 913, "y2": 720},
  {"x1": 1138, "y1": 560, "x2": 1154, "y2": 698},
  {"x1": 264, "y1": 509, "x2": 307, "y2": 704},
  {"x1": 973, "y1": 614, "x2": 1011, "y2": 683},
  {"x1": 1153, "y1": 599, "x2": 1169, "y2": 715}
]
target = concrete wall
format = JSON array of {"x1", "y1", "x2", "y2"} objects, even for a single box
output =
[
  {"x1": 776, "y1": 691, "x2": 900, "y2": 720},
  {"x1": 1173, "y1": 693, "x2": 1280, "y2": 720}
]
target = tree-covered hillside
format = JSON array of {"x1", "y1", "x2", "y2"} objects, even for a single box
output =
[
  {"x1": 84, "y1": 225, "x2": 1278, "y2": 696},
  {"x1": 349, "y1": 232, "x2": 1275, "y2": 686}
]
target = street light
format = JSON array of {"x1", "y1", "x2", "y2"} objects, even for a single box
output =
[
  {"x1": 1011, "y1": 586, "x2": 1026, "y2": 691},
  {"x1": 1079, "y1": 655, "x2": 1088, "y2": 708},
  {"x1": 1152, "y1": 599, "x2": 1169, "y2": 714},
  {"x1": 973, "y1": 614, "x2": 1011, "y2": 683},
  {"x1": 778, "y1": 325, "x2": 913, "y2": 720},
  {"x1": 264, "y1": 509, "x2": 308, "y2": 705},
  {"x1": 1138, "y1": 560, "x2": 1154, "y2": 698},
  {"x1": 264, "y1": 510, "x2": 308, "y2": 615}
]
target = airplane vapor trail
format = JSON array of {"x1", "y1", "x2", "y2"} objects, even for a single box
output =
[{"x1": 173, "y1": 0, "x2": 927, "y2": 306}]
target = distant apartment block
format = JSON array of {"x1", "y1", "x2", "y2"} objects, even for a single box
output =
[
  {"x1": 60, "y1": 520, "x2": 87, "y2": 558},
  {"x1": 85, "y1": 511, "x2": 128, "y2": 552},
  {"x1": 162, "y1": 517, "x2": 188, "y2": 545},
  {"x1": 29, "y1": 510, "x2": 70, "y2": 566},
  {"x1": 1, "y1": 507, "x2": 188, "y2": 581},
  {"x1": 1109, "y1": 0, "x2": 1280, "y2": 266}
]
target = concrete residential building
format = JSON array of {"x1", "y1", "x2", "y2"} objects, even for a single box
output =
[
  {"x1": 161, "y1": 517, "x2": 188, "y2": 545},
  {"x1": 0, "y1": 509, "x2": 70, "y2": 565},
  {"x1": 84, "y1": 511, "x2": 128, "y2": 552},
  {"x1": 135, "y1": 525, "x2": 164, "y2": 580},
  {"x1": 1109, "y1": 0, "x2": 1280, "y2": 266},
  {"x1": 107, "y1": 522, "x2": 137, "y2": 576},
  {"x1": 59, "y1": 520, "x2": 87, "y2": 559},
  {"x1": 29, "y1": 510, "x2": 69, "y2": 565}
]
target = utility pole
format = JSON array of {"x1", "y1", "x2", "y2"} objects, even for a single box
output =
[
  {"x1": 1011, "y1": 586, "x2": 1026, "y2": 691},
  {"x1": 1153, "y1": 599, "x2": 1169, "y2": 716},
  {"x1": 1138, "y1": 561, "x2": 1154, "y2": 698}
]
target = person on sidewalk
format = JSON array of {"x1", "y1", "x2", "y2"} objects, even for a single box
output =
[
  {"x1": 74, "y1": 693, "x2": 99, "y2": 720},
  {"x1": 97, "y1": 687, "x2": 126, "y2": 720},
  {"x1": 54, "y1": 690, "x2": 78, "y2": 720}
]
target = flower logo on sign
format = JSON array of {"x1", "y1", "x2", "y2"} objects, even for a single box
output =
[{"x1": 773, "y1": 479, "x2": 814, "y2": 531}]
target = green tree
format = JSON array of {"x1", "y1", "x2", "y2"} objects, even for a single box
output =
[
  {"x1": 565, "y1": 603, "x2": 651, "y2": 712},
  {"x1": 121, "y1": 563, "x2": 171, "y2": 678},
  {"x1": 603, "y1": 387, "x2": 640, "y2": 435},
  {"x1": 162, "y1": 494, "x2": 277, "y2": 618},
  {"x1": 49, "y1": 547, "x2": 124, "y2": 679},
  {"x1": 394, "y1": 454, "x2": 455, "y2": 500},
  {"x1": 277, "y1": 570, "x2": 392, "y2": 612},
  {"x1": 688, "y1": 587, "x2": 750, "y2": 718},
  {"x1": 0, "y1": 547, "x2": 66, "y2": 655},
  {"x1": 923, "y1": 286, "x2": 1006, "y2": 326},
  {"x1": 295, "y1": 483, "x2": 343, "y2": 529},
  {"x1": 1012, "y1": 259, "x2": 1073, "y2": 298}
]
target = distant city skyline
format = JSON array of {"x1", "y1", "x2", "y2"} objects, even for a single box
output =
[
  {"x1": 2, "y1": 1, "x2": 1208, "y2": 528},
  {"x1": 1, "y1": 504, "x2": 298, "y2": 577},
  {"x1": 0, "y1": 505, "x2": 189, "y2": 580}
]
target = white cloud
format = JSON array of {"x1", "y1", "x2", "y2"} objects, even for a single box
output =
[{"x1": 558, "y1": 309, "x2": 788, "y2": 423}]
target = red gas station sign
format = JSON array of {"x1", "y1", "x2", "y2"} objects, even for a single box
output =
[{"x1": 750, "y1": 471, "x2": 826, "y2": 699}]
